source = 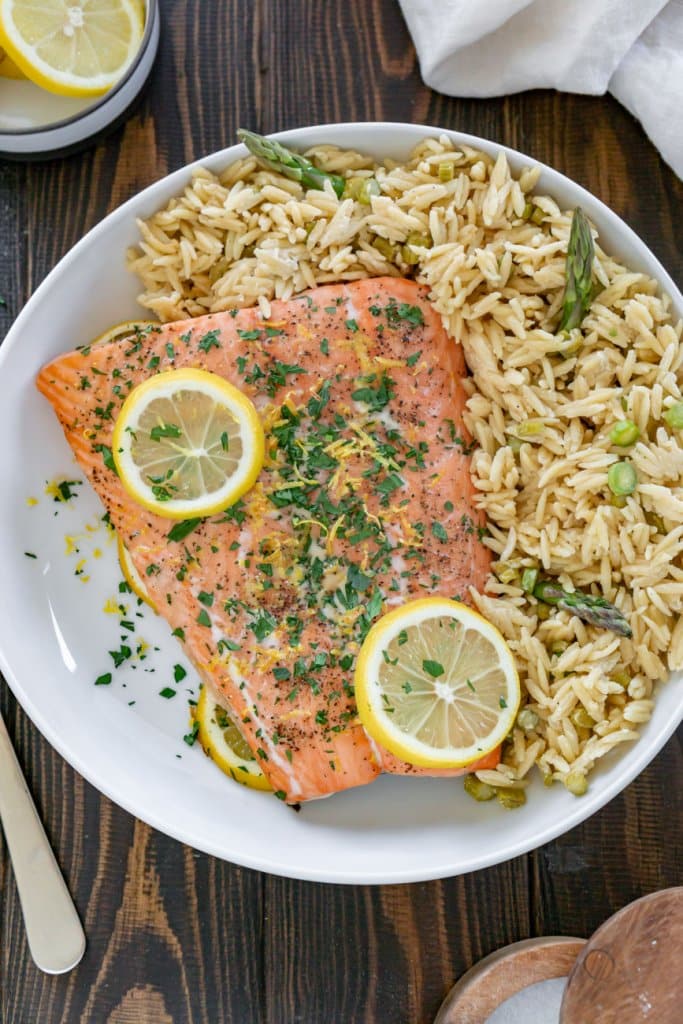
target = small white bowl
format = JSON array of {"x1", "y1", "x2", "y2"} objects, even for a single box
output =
[
  {"x1": 0, "y1": 123, "x2": 681, "y2": 883},
  {"x1": 0, "y1": 0, "x2": 159, "y2": 159}
]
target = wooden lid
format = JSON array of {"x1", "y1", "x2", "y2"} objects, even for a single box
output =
[
  {"x1": 434, "y1": 937, "x2": 586, "y2": 1024},
  {"x1": 561, "y1": 887, "x2": 683, "y2": 1023}
]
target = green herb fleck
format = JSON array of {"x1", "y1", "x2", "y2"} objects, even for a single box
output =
[
  {"x1": 431, "y1": 521, "x2": 448, "y2": 542},
  {"x1": 150, "y1": 423, "x2": 182, "y2": 442},
  {"x1": 422, "y1": 659, "x2": 445, "y2": 678},
  {"x1": 167, "y1": 518, "x2": 202, "y2": 542},
  {"x1": 198, "y1": 329, "x2": 221, "y2": 352}
]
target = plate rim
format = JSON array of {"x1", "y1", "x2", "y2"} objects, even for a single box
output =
[{"x1": 1, "y1": 121, "x2": 682, "y2": 883}]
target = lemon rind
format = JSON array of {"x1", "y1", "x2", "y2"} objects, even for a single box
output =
[
  {"x1": 355, "y1": 597, "x2": 520, "y2": 769},
  {"x1": 112, "y1": 368, "x2": 265, "y2": 521},
  {"x1": 117, "y1": 536, "x2": 158, "y2": 613},
  {"x1": 0, "y1": 0, "x2": 144, "y2": 97},
  {"x1": 195, "y1": 687, "x2": 271, "y2": 792}
]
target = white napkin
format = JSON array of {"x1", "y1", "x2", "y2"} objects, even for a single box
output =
[{"x1": 399, "y1": 0, "x2": 683, "y2": 179}]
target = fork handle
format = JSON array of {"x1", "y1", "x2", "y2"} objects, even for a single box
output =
[{"x1": 0, "y1": 711, "x2": 86, "y2": 973}]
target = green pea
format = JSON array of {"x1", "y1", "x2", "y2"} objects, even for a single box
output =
[
  {"x1": 607, "y1": 461, "x2": 637, "y2": 497},
  {"x1": 663, "y1": 402, "x2": 683, "y2": 429},
  {"x1": 515, "y1": 420, "x2": 545, "y2": 438},
  {"x1": 406, "y1": 231, "x2": 433, "y2": 250},
  {"x1": 463, "y1": 775, "x2": 496, "y2": 802},
  {"x1": 372, "y1": 236, "x2": 397, "y2": 261},
  {"x1": 609, "y1": 419, "x2": 640, "y2": 447},
  {"x1": 496, "y1": 788, "x2": 527, "y2": 810},
  {"x1": 611, "y1": 669, "x2": 630, "y2": 689},
  {"x1": 564, "y1": 770, "x2": 588, "y2": 796},
  {"x1": 521, "y1": 567, "x2": 538, "y2": 594},
  {"x1": 517, "y1": 707, "x2": 539, "y2": 732},
  {"x1": 344, "y1": 177, "x2": 380, "y2": 205},
  {"x1": 570, "y1": 708, "x2": 595, "y2": 730},
  {"x1": 358, "y1": 177, "x2": 381, "y2": 205},
  {"x1": 401, "y1": 244, "x2": 420, "y2": 266}
]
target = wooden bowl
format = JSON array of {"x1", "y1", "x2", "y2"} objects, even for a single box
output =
[
  {"x1": 434, "y1": 937, "x2": 586, "y2": 1023},
  {"x1": 560, "y1": 887, "x2": 683, "y2": 1023}
]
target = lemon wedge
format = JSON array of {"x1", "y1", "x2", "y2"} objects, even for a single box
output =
[
  {"x1": 112, "y1": 368, "x2": 265, "y2": 520},
  {"x1": 0, "y1": 44, "x2": 23, "y2": 77},
  {"x1": 0, "y1": 0, "x2": 144, "y2": 97},
  {"x1": 355, "y1": 597, "x2": 519, "y2": 768},
  {"x1": 117, "y1": 536, "x2": 157, "y2": 612},
  {"x1": 89, "y1": 320, "x2": 158, "y2": 349},
  {"x1": 195, "y1": 686, "x2": 271, "y2": 792}
]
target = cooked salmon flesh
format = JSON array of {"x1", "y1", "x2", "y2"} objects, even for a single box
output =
[{"x1": 36, "y1": 277, "x2": 493, "y2": 802}]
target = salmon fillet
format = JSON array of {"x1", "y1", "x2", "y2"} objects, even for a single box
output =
[{"x1": 37, "y1": 277, "x2": 493, "y2": 802}]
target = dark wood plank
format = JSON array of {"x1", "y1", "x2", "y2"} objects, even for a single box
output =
[{"x1": 0, "y1": 1, "x2": 681, "y2": 1022}]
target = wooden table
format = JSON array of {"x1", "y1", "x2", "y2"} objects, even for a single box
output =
[{"x1": 1, "y1": 3, "x2": 681, "y2": 1022}]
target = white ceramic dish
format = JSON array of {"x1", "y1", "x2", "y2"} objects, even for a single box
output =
[
  {"x1": 0, "y1": 0, "x2": 159, "y2": 158},
  {"x1": 0, "y1": 123, "x2": 681, "y2": 884}
]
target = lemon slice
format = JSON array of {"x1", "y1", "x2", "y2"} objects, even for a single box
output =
[
  {"x1": 195, "y1": 686, "x2": 271, "y2": 792},
  {"x1": 113, "y1": 368, "x2": 265, "y2": 520},
  {"x1": 0, "y1": 44, "x2": 23, "y2": 77},
  {"x1": 0, "y1": 0, "x2": 144, "y2": 97},
  {"x1": 89, "y1": 320, "x2": 158, "y2": 350},
  {"x1": 117, "y1": 536, "x2": 157, "y2": 612},
  {"x1": 355, "y1": 597, "x2": 520, "y2": 768}
]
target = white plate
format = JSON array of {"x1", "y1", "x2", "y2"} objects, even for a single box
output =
[{"x1": 1, "y1": 123, "x2": 681, "y2": 884}]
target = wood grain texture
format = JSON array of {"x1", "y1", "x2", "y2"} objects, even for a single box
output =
[
  {"x1": 0, "y1": 1, "x2": 682, "y2": 1022},
  {"x1": 561, "y1": 889, "x2": 683, "y2": 1023}
]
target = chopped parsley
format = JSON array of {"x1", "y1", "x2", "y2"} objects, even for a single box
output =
[
  {"x1": 422, "y1": 659, "x2": 444, "y2": 678},
  {"x1": 431, "y1": 521, "x2": 448, "y2": 542},
  {"x1": 93, "y1": 444, "x2": 117, "y2": 474},
  {"x1": 183, "y1": 722, "x2": 199, "y2": 746},
  {"x1": 150, "y1": 423, "x2": 181, "y2": 442},
  {"x1": 198, "y1": 329, "x2": 221, "y2": 352},
  {"x1": 167, "y1": 518, "x2": 202, "y2": 542},
  {"x1": 250, "y1": 608, "x2": 277, "y2": 641},
  {"x1": 109, "y1": 644, "x2": 132, "y2": 668},
  {"x1": 265, "y1": 361, "x2": 306, "y2": 397},
  {"x1": 351, "y1": 371, "x2": 395, "y2": 412},
  {"x1": 52, "y1": 479, "x2": 81, "y2": 502}
]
